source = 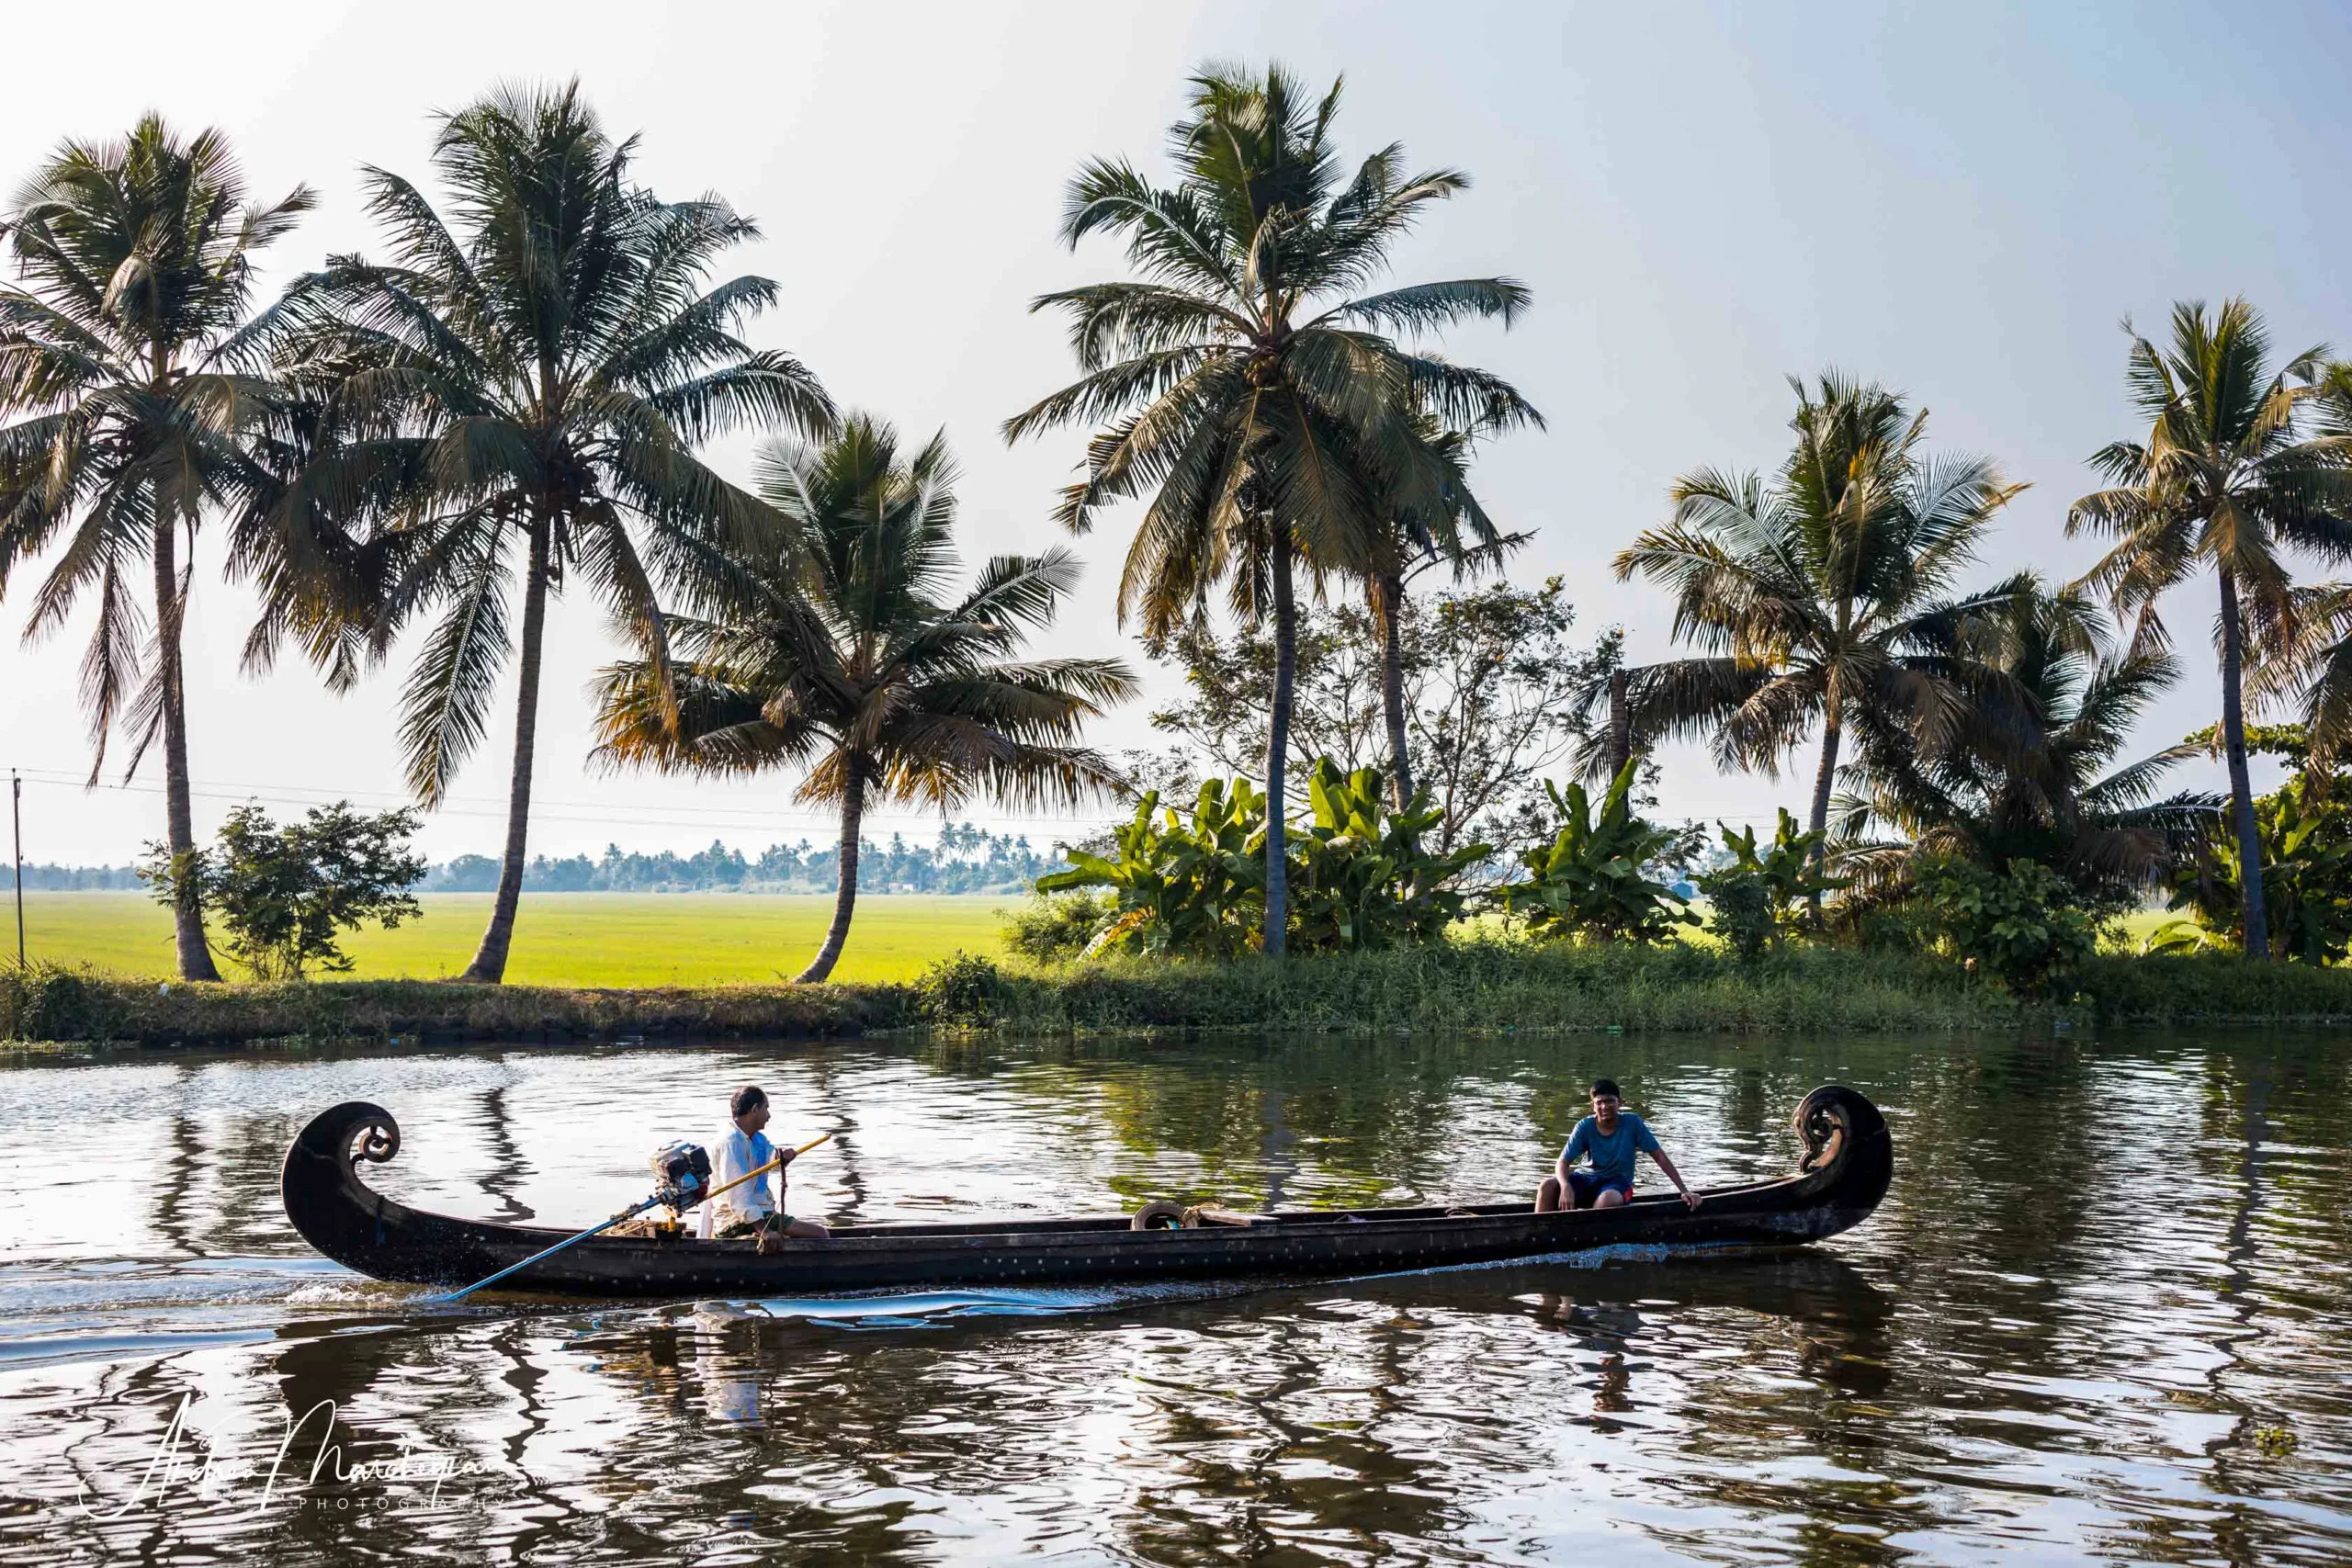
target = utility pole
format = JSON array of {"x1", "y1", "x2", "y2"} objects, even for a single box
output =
[{"x1": 11, "y1": 770, "x2": 23, "y2": 967}]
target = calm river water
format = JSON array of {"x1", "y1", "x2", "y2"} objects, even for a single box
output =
[{"x1": 1, "y1": 1031, "x2": 2346, "y2": 1564}]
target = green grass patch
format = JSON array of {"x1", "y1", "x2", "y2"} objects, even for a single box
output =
[{"x1": 11, "y1": 891, "x2": 1011, "y2": 985}]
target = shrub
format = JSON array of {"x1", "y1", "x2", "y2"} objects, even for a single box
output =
[
  {"x1": 1699, "y1": 870, "x2": 1776, "y2": 963},
  {"x1": 1497, "y1": 760, "x2": 1695, "y2": 944},
  {"x1": 1695, "y1": 809, "x2": 1843, "y2": 961},
  {"x1": 1918, "y1": 857, "x2": 2098, "y2": 998},
  {"x1": 1001, "y1": 890, "x2": 1117, "y2": 965},
  {"x1": 0, "y1": 961, "x2": 117, "y2": 1042},
  {"x1": 138, "y1": 802, "x2": 427, "y2": 979},
  {"x1": 915, "y1": 951, "x2": 1007, "y2": 1029}
]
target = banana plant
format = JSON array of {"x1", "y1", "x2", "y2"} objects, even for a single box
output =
[
  {"x1": 1036, "y1": 780, "x2": 1270, "y2": 958},
  {"x1": 1288, "y1": 761, "x2": 1489, "y2": 951},
  {"x1": 2170, "y1": 774, "x2": 2352, "y2": 963},
  {"x1": 1498, "y1": 760, "x2": 1695, "y2": 944}
]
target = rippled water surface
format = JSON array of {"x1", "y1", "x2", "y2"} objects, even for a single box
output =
[{"x1": 2, "y1": 1031, "x2": 2346, "y2": 1564}]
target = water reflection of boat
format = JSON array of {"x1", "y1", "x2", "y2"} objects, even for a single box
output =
[{"x1": 280, "y1": 1087, "x2": 1892, "y2": 1300}]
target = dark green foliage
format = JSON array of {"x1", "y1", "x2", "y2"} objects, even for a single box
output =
[
  {"x1": 1001, "y1": 891, "x2": 1119, "y2": 964},
  {"x1": 1036, "y1": 780, "x2": 1272, "y2": 958},
  {"x1": 1696, "y1": 809, "x2": 1839, "y2": 962},
  {"x1": 1845, "y1": 580, "x2": 2217, "y2": 914},
  {"x1": 139, "y1": 802, "x2": 425, "y2": 980},
  {"x1": 1698, "y1": 873, "x2": 1776, "y2": 964},
  {"x1": 1917, "y1": 857, "x2": 2098, "y2": 998},
  {"x1": 1498, "y1": 761, "x2": 1694, "y2": 944},
  {"x1": 2171, "y1": 774, "x2": 2352, "y2": 964},
  {"x1": 915, "y1": 952, "x2": 1006, "y2": 1030},
  {"x1": 1287, "y1": 761, "x2": 1488, "y2": 952},
  {"x1": 1038, "y1": 761, "x2": 1487, "y2": 957}
]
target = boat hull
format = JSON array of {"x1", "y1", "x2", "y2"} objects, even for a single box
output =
[{"x1": 280, "y1": 1085, "x2": 1892, "y2": 1299}]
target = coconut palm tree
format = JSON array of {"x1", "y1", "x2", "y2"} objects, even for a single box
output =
[
  {"x1": 0, "y1": 117, "x2": 317, "y2": 981},
  {"x1": 269, "y1": 82, "x2": 833, "y2": 981},
  {"x1": 2256, "y1": 365, "x2": 2352, "y2": 767},
  {"x1": 1360, "y1": 417, "x2": 1521, "y2": 807},
  {"x1": 1002, "y1": 62, "x2": 1539, "y2": 952},
  {"x1": 2066, "y1": 300, "x2": 2352, "y2": 959},
  {"x1": 1844, "y1": 579, "x2": 2221, "y2": 905},
  {"x1": 593, "y1": 415, "x2": 1136, "y2": 982},
  {"x1": 1614, "y1": 373, "x2": 2025, "y2": 908}
]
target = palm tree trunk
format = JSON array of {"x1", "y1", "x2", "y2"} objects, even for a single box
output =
[
  {"x1": 1607, "y1": 668, "x2": 1633, "y2": 778},
  {"x1": 2217, "y1": 570, "x2": 2270, "y2": 960},
  {"x1": 797, "y1": 761, "x2": 865, "y2": 984},
  {"x1": 1806, "y1": 696, "x2": 1843, "y2": 926},
  {"x1": 1369, "y1": 571, "x2": 1413, "y2": 807},
  {"x1": 153, "y1": 517, "x2": 220, "y2": 983},
  {"x1": 461, "y1": 514, "x2": 551, "y2": 984},
  {"x1": 1263, "y1": 531, "x2": 1296, "y2": 957}
]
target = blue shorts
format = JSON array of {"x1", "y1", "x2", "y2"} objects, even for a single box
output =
[{"x1": 1566, "y1": 1170, "x2": 1632, "y2": 1206}]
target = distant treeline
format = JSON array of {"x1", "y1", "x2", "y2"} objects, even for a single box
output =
[
  {"x1": 12, "y1": 863, "x2": 144, "y2": 891},
  {"x1": 19, "y1": 824, "x2": 1067, "y2": 897}
]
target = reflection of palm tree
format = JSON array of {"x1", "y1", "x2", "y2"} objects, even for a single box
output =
[
  {"x1": 799, "y1": 1051, "x2": 865, "y2": 1225},
  {"x1": 2204, "y1": 1054, "x2": 2276, "y2": 1482},
  {"x1": 473, "y1": 1086, "x2": 534, "y2": 1222},
  {"x1": 153, "y1": 1108, "x2": 204, "y2": 1258}
]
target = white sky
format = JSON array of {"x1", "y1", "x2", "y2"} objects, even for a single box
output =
[{"x1": 4, "y1": 0, "x2": 2348, "y2": 865}]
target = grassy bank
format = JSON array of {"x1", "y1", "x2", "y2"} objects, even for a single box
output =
[
  {"x1": 8, "y1": 942, "x2": 2350, "y2": 1046},
  {"x1": 11, "y1": 891, "x2": 1010, "y2": 985},
  {"x1": 0, "y1": 965, "x2": 911, "y2": 1046},
  {"x1": 970, "y1": 944, "x2": 2352, "y2": 1035}
]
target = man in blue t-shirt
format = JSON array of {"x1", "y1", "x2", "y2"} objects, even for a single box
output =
[{"x1": 1536, "y1": 1078, "x2": 1702, "y2": 1213}]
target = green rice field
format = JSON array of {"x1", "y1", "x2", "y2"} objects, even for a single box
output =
[
  {"x1": 7, "y1": 891, "x2": 2189, "y2": 989},
  {"x1": 10, "y1": 892, "x2": 1010, "y2": 986}
]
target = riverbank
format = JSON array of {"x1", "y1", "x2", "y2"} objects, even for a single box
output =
[
  {"x1": 0, "y1": 964, "x2": 910, "y2": 1047},
  {"x1": 7, "y1": 943, "x2": 2351, "y2": 1046}
]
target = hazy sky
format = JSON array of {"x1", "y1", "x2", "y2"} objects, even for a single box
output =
[{"x1": 5, "y1": 0, "x2": 2349, "y2": 865}]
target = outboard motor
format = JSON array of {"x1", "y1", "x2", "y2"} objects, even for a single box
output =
[{"x1": 649, "y1": 1142, "x2": 712, "y2": 1213}]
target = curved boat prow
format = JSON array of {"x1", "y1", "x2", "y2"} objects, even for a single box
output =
[{"x1": 1790, "y1": 1083, "x2": 1894, "y2": 1241}]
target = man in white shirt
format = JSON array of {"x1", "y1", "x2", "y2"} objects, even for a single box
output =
[{"x1": 701, "y1": 1084, "x2": 831, "y2": 1251}]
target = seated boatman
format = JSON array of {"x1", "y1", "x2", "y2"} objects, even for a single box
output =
[
  {"x1": 701, "y1": 1084, "x2": 831, "y2": 1251},
  {"x1": 1536, "y1": 1077, "x2": 1702, "y2": 1213}
]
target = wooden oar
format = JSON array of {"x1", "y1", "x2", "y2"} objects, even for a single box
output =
[{"x1": 434, "y1": 1132, "x2": 833, "y2": 1303}]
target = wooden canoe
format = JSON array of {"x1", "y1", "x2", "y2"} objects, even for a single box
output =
[{"x1": 279, "y1": 1085, "x2": 1892, "y2": 1299}]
